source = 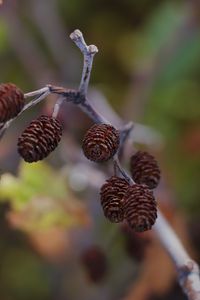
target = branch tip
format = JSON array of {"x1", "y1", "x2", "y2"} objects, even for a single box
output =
[
  {"x1": 70, "y1": 29, "x2": 83, "y2": 41},
  {"x1": 88, "y1": 44, "x2": 98, "y2": 54}
]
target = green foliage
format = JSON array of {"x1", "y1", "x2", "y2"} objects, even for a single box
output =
[
  {"x1": 0, "y1": 161, "x2": 68, "y2": 209},
  {"x1": 0, "y1": 161, "x2": 86, "y2": 230}
]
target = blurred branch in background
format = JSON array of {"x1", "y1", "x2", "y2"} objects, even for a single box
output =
[
  {"x1": 29, "y1": 0, "x2": 78, "y2": 83},
  {"x1": 0, "y1": 1, "x2": 55, "y2": 85}
]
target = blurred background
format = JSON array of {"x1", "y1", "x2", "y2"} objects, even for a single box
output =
[{"x1": 0, "y1": 0, "x2": 200, "y2": 299}]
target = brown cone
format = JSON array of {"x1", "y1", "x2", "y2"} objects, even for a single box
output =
[
  {"x1": 121, "y1": 224, "x2": 151, "y2": 261},
  {"x1": 0, "y1": 83, "x2": 24, "y2": 123},
  {"x1": 18, "y1": 115, "x2": 63, "y2": 162},
  {"x1": 130, "y1": 151, "x2": 161, "y2": 189},
  {"x1": 81, "y1": 245, "x2": 108, "y2": 283},
  {"x1": 123, "y1": 184, "x2": 157, "y2": 232},
  {"x1": 100, "y1": 176, "x2": 129, "y2": 223},
  {"x1": 82, "y1": 124, "x2": 120, "y2": 162}
]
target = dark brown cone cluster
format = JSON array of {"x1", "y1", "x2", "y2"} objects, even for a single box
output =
[
  {"x1": 100, "y1": 176, "x2": 129, "y2": 223},
  {"x1": 0, "y1": 83, "x2": 24, "y2": 123},
  {"x1": 130, "y1": 151, "x2": 161, "y2": 189},
  {"x1": 81, "y1": 245, "x2": 108, "y2": 283},
  {"x1": 123, "y1": 184, "x2": 157, "y2": 232},
  {"x1": 82, "y1": 124, "x2": 120, "y2": 162},
  {"x1": 17, "y1": 115, "x2": 63, "y2": 162}
]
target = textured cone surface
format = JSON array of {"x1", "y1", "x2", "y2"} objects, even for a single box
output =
[
  {"x1": 18, "y1": 115, "x2": 63, "y2": 162},
  {"x1": 0, "y1": 83, "x2": 24, "y2": 122},
  {"x1": 100, "y1": 176, "x2": 129, "y2": 223},
  {"x1": 81, "y1": 245, "x2": 108, "y2": 283},
  {"x1": 82, "y1": 124, "x2": 120, "y2": 162},
  {"x1": 130, "y1": 151, "x2": 161, "y2": 189},
  {"x1": 123, "y1": 184, "x2": 157, "y2": 232}
]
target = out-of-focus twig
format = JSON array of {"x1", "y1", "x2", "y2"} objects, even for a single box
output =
[
  {"x1": 1, "y1": 0, "x2": 55, "y2": 85},
  {"x1": 29, "y1": 0, "x2": 77, "y2": 82}
]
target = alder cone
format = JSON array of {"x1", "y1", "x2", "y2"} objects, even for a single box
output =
[
  {"x1": 18, "y1": 115, "x2": 63, "y2": 163},
  {"x1": 123, "y1": 184, "x2": 157, "y2": 232},
  {"x1": 100, "y1": 176, "x2": 129, "y2": 223},
  {"x1": 81, "y1": 245, "x2": 108, "y2": 283},
  {"x1": 0, "y1": 83, "x2": 24, "y2": 123},
  {"x1": 121, "y1": 224, "x2": 151, "y2": 261},
  {"x1": 82, "y1": 124, "x2": 120, "y2": 162},
  {"x1": 130, "y1": 151, "x2": 160, "y2": 189}
]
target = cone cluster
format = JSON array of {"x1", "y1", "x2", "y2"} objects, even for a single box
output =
[
  {"x1": 99, "y1": 175, "x2": 157, "y2": 232},
  {"x1": 130, "y1": 151, "x2": 160, "y2": 189},
  {"x1": 0, "y1": 82, "x2": 161, "y2": 233},
  {"x1": 18, "y1": 115, "x2": 63, "y2": 162},
  {"x1": 82, "y1": 124, "x2": 120, "y2": 162},
  {"x1": 0, "y1": 83, "x2": 24, "y2": 123}
]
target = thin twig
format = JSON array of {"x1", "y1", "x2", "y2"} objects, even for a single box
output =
[
  {"x1": 70, "y1": 29, "x2": 98, "y2": 96},
  {"x1": 78, "y1": 98, "x2": 109, "y2": 124},
  {"x1": 154, "y1": 211, "x2": 200, "y2": 299},
  {"x1": 0, "y1": 90, "x2": 50, "y2": 139},
  {"x1": 49, "y1": 85, "x2": 109, "y2": 124},
  {"x1": 24, "y1": 86, "x2": 50, "y2": 98},
  {"x1": 119, "y1": 122, "x2": 134, "y2": 145},
  {"x1": 21, "y1": 90, "x2": 50, "y2": 113},
  {"x1": 112, "y1": 155, "x2": 133, "y2": 184},
  {"x1": 52, "y1": 96, "x2": 64, "y2": 119},
  {"x1": 118, "y1": 122, "x2": 134, "y2": 159}
]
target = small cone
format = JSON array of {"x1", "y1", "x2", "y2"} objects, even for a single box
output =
[
  {"x1": 100, "y1": 176, "x2": 129, "y2": 223},
  {"x1": 130, "y1": 151, "x2": 160, "y2": 189},
  {"x1": 123, "y1": 184, "x2": 157, "y2": 232},
  {"x1": 82, "y1": 124, "x2": 120, "y2": 162},
  {"x1": 18, "y1": 115, "x2": 62, "y2": 162},
  {"x1": 81, "y1": 245, "x2": 108, "y2": 283},
  {"x1": 0, "y1": 83, "x2": 24, "y2": 122}
]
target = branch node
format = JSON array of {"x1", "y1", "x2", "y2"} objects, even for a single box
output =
[
  {"x1": 69, "y1": 29, "x2": 83, "y2": 41},
  {"x1": 88, "y1": 44, "x2": 98, "y2": 54}
]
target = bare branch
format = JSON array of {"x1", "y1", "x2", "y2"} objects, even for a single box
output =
[
  {"x1": 22, "y1": 90, "x2": 50, "y2": 113},
  {"x1": 49, "y1": 85, "x2": 110, "y2": 124},
  {"x1": 52, "y1": 96, "x2": 64, "y2": 119},
  {"x1": 154, "y1": 211, "x2": 200, "y2": 300},
  {"x1": 118, "y1": 122, "x2": 134, "y2": 159},
  {"x1": 78, "y1": 98, "x2": 109, "y2": 124},
  {"x1": 0, "y1": 90, "x2": 50, "y2": 139},
  {"x1": 24, "y1": 86, "x2": 50, "y2": 98},
  {"x1": 70, "y1": 29, "x2": 98, "y2": 96},
  {"x1": 112, "y1": 155, "x2": 133, "y2": 184}
]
